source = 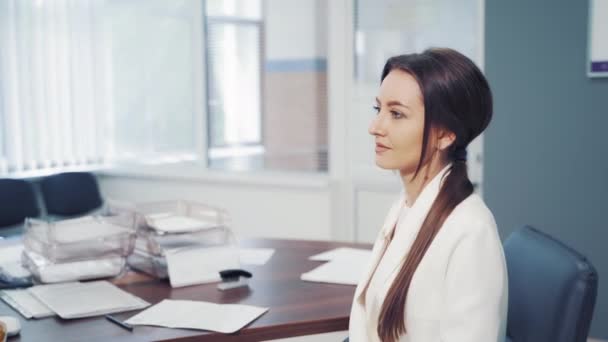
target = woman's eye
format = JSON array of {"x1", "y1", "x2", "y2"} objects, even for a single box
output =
[
  {"x1": 372, "y1": 105, "x2": 380, "y2": 114},
  {"x1": 391, "y1": 111, "x2": 404, "y2": 119}
]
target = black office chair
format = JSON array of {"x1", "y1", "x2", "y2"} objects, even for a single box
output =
[
  {"x1": 504, "y1": 225, "x2": 598, "y2": 342},
  {"x1": 0, "y1": 179, "x2": 40, "y2": 236},
  {"x1": 40, "y1": 172, "x2": 103, "y2": 217}
]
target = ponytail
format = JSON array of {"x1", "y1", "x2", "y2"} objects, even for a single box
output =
[{"x1": 377, "y1": 160, "x2": 473, "y2": 342}]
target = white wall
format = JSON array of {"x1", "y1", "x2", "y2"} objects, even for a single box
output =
[
  {"x1": 98, "y1": 170, "x2": 334, "y2": 240},
  {"x1": 98, "y1": 167, "x2": 400, "y2": 243},
  {"x1": 265, "y1": 0, "x2": 326, "y2": 60}
]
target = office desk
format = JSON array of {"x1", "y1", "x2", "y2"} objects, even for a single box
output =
[{"x1": 0, "y1": 238, "x2": 371, "y2": 342}]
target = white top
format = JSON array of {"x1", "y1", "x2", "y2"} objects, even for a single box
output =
[
  {"x1": 364, "y1": 205, "x2": 409, "y2": 336},
  {"x1": 349, "y1": 165, "x2": 508, "y2": 342}
]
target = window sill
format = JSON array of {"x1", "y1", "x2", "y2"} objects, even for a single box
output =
[{"x1": 96, "y1": 162, "x2": 331, "y2": 190}]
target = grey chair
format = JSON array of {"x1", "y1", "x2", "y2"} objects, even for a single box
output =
[
  {"x1": 40, "y1": 172, "x2": 103, "y2": 218},
  {"x1": 0, "y1": 179, "x2": 40, "y2": 236},
  {"x1": 504, "y1": 225, "x2": 598, "y2": 342}
]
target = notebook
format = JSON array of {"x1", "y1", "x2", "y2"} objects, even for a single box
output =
[
  {"x1": 0, "y1": 289, "x2": 54, "y2": 319},
  {"x1": 27, "y1": 281, "x2": 149, "y2": 319}
]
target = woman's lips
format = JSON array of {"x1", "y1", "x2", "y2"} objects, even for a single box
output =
[{"x1": 375, "y1": 143, "x2": 390, "y2": 153}]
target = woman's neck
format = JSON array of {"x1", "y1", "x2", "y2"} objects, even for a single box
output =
[{"x1": 400, "y1": 160, "x2": 449, "y2": 207}]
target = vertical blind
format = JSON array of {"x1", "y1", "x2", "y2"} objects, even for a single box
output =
[
  {"x1": 0, "y1": 0, "x2": 109, "y2": 175},
  {"x1": 0, "y1": 0, "x2": 200, "y2": 177}
]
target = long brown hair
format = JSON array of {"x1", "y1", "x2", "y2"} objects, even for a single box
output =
[{"x1": 377, "y1": 48, "x2": 493, "y2": 342}]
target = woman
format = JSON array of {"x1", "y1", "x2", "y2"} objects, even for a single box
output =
[{"x1": 349, "y1": 48, "x2": 508, "y2": 342}]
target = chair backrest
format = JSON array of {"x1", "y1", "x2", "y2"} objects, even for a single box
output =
[
  {"x1": 504, "y1": 225, "x2": 598, "y2": 342},
  {"x1": 40, "y1": 172, "x2": 103, "y2": 216},
  {"x1": 0, "y1": 179, "x2": 40, "y2": 228}
]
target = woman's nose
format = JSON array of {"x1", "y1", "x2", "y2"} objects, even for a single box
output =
[{"x1": 368, "y1": 115, "x2": 386, "y2": 136}]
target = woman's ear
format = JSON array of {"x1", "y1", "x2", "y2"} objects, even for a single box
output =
[{"x1": 436, "y1": 129, "x2": 456, "y2": 151}]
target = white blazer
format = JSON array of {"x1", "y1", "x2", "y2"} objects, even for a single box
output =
[{"x1": 349, "y1": 165, "x2": 508, "y2": 342}]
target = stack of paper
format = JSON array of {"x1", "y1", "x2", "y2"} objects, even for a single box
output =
[
  {"x1": 126, "y1": 299, "x2": 268, "y2": 334},
  {"x1": 27, "y1": 281, "x2": 149, "y2": 319},
  {"x1": 300, "y1": 247, "x2": 372, "y2": 285}
]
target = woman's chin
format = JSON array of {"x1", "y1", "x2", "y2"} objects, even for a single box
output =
[{"x1": 374, "y1": 159, "x2": 394, "y2": 170}]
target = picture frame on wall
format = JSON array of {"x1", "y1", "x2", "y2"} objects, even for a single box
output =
[{"x1": 588, "y1": 0, "x2": 608, "y2": 77}]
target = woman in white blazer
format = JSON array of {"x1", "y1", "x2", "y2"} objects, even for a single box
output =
[{"x1": 348, "y1": 48, "x2": 508, "y2": 342}]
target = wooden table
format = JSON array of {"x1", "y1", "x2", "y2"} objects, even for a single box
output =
[{"x1": 0, "y1": 238, "x2": 371, "y2": 342}]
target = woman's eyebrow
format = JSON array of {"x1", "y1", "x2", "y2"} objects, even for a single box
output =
[{"x1": 376, "y1": 97, "x2": 410, "y2": 109}]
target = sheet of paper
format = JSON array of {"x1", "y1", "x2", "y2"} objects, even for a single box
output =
[
  {"x1": 146, "y1": 215, "x2": 217, "y2": 233},
  {"x1": 300, "y1": 258, "x2": 368, "y2": 286},
  {"x1": 0, "y1": 244, "x2": 30, "y2": 278},
  {"x1": 308, "y1": 247, "x2": 371, "y2": 262},
  {"x1": 239, "y1": 248, "x2": 275, "y2": 265},
  {"x1": 0, "y1": 261, "x2": 31, "y2": 278},
  {"x1": 165, "y1": 246, "x2": 240, "y2": 288},
  {"x1": 0, "y1": 244, "x2": 23, "y2": 264},
  {"x1": 0, "y1": 289, "x2": 55, "y2": 319},
  {"x1": 28, "y1": 281, "x2": 149, "y2": 319},
  {"x1": 126, "y1": 299, "x2": 268, "y2": 334}
]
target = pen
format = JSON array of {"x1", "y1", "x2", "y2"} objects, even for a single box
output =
[{"x1": 105, "y1": 314, "x2": 133, "y2": 332}]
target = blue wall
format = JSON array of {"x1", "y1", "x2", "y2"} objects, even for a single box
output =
[{"x1": 485, "y1": 0, "x2": 608, "y2": 338}]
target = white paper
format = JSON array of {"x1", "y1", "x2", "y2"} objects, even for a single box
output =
[
  {"x1": 308, "y1": 247, "x2": 371, "y2": 262},
  {"x1": 300, "y1": 258, "x2": 368, "y2": 286},
  {"x1": 0, "y1": 244, "x2": 23, "y2": 264},
  {"x1": 146, "y1": 215, "x2": 217, "y2": 233},
  {"x1": 165, "y1": 246, "x2": 240, "y2": 288},
  {"x1": 0, "y1": 289, "x2": 55, "y2": 319},
  {"x1": 0, "y1": 244, "x2": 30, "y2": 278},
  {"x1": 239, "y1": 248, "x2": 275, "y2": 265},
  {"x1": 0, "y1": 261, "x2": 31, "y2": 278},
  {"x1": 28, "y1": 281, "x2": 149, "y2": 319},
  {"x1": 126, "y1": 299, "x2": 268, "y2": 334}
]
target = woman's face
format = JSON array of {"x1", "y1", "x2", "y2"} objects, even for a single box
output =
[{"x1": 369, "y1": 69, "x2": 426, "y2": 176}]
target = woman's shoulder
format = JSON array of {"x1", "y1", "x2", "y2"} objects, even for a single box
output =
[{"x1": 443, "y1": 193, "x2": 498, "y2": 237}]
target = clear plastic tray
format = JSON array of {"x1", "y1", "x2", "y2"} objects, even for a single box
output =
[
  {"x1": 135, "y1": 225, "x2": 237, "y2": 257},
  {"x1": 107, "y1": 199, "x2": 235, "y2": 255},
  {"x1": 22, "y1": 250, "x2": 126, "y2": 283},
  {"x1": 127, "y1": 249, "x2": 168, "y2": 279},
  {"x1": 131, "y1": 200, "x2": 231, "y2": 234},
  {"x1": 23, "y1": 211, "x2": 136, "y2": 263}
]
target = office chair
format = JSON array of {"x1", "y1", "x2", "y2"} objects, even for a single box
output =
[
  {"x1": 0, "y1": 179, "x2": 40, "y2": 236},
  {"x1": 40, "y1": 172, "x2": 103, "y2": 217},
  {"x1": 504, "y1": 225, "x2": 598, "y2": 342}
]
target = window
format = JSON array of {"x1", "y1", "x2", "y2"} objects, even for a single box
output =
[
  {"x1": 206, "y1": 0, "x2": 329, "y2": 173},
  {"x1": 205, "y1": 0, "x2": 263, "y2": 171},
  {"x1": 0, "y1": 0, "x2": 329, "y2": 177},
  {"x1": 351, "y1": 0, "x2": 484, "y2": 186},
  {"x1": 0, "y1": 0, "x2": 202, "y2": 176},
  {"x1": 107, "y1": 0, "x2": 200, "y2": 162}
]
